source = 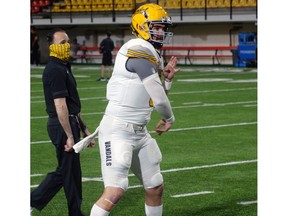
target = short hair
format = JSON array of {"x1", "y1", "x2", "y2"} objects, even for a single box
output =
[
  {"x1": 106, "y1": 31, "x2": 112, "y2": 37},
  {"x1": 47, "y1": 28, "x2": 66, "y2": 44}
]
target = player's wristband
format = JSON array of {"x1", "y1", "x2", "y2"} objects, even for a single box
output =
[
  {"x1": 164, "y1": 80, "x2": 172, "y2": 91},
  {"x1": 164, "y1": 115, "x2": 175, "y2": 124}
]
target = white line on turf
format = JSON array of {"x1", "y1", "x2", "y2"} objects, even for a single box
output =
[
  {"x1": 30, "y1": 174, "x2": 44, "y2": 177},
  {"x1": 237, "y1": 200, "x2": 257, "y2": 205},
  {"x1": 30, "y1": 100, "x2": 255, "y2": 119},
  {"x1": 30, "y1": 183, "x2": 144, "y2": 189},
  {"x1": 163, "y1": 122, "x2": 256, "y2": 134},
  {"x1": 171, "y1": 191, "x2": 214, "y2": 198},
  {"x1": 169, "y1": 87, "x2": 256, "y2": 95},
  {"x1": 161, "y1": 159, "x2": 257, "y2": 174},
  {"x1": 174, "y1": 101, "x2": 256, "y2": 109},
  {"x1": 30, "y1": 159, "x2": 257, "y2": 185},
  {"x1": 177, "y1": 78, "x2": 232, "y2": 82},
  {"x1": 30, "y1": 122, "x2": 256, "y2": 144},
  {"x1": 30, "y1": 87, "x2": 256, "y2": 103}
]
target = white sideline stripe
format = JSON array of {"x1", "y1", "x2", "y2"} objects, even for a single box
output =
[
  {"x1": 30, "y1": 87, "x2": 256, "y2": 103},
  {"x1": 31, "y1": 111, "x2": 105, "y2": 119},
  {"x1": 161, "y1": 159, "x2": 257, "y2": 173},
  {"x1": 31, "y1": 178, "x2": 142, "y2": 189},
  {"x1": 31, "y1": 174, "x2": 44, "y2": 177},
  {"x1": 31, "y1": 96, "x2": 106, "y2": 104},
  {"x1": 161, "y1": 122, "x2": 257, "y2": 134},
  {"x1": 177, "y1": 78, "x2": 232, "y2": 82},
  {"x1": 169, "y1": 87, "x2": 256, "y2": 95},
  {"x1": 31, "y1": 86, "x2": 106, "y2": 93},
  {"x1": 128, "y1": 185, "x2": 143, "y2": 189},
  {"x1": 183, "y1": 101, "x2": 202, "y2": 105},
  {"x1": 171, "y1": 191, "x2": 214, "y2": 198},
  {"x1": 174, "y1": 101, "x2": 256, "y2": 109},
  {"x1": 237, "y1": 200, "x2": 257, "y2": 205},
  {"x1": 228, "y1": 79, "x2": 257, "y2": 83},
  {"x1": 31, "y1": 159, "x2": 257, "y2": 189},
  {"x1": 31, "y1": 122, "x2": 256, "y2": 144},
  {"x1": 31, "y1": 100, "x2": 256, "y2": 119},
  {"x1": 243, "y1": 104, "x2": 257, "y2": 107},
  {"x1": 82, "y1": 177, "x2": 103, "y2": 182}
]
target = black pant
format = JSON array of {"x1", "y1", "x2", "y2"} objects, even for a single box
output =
[
  {"x1": 31, "y1": 116, "x2": 83, "y2": 216},
  {"x1": 31, "y1": 48, "x2": 40, "y2": 65}
]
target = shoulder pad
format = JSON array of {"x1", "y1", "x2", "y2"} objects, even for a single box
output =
[{"x1": 126, "y1": 39, "x2": 159, "y2": 65}]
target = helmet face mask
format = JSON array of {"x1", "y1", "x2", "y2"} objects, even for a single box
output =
[
  {"x1": 131, "y1": 3, "x2": 173, "y2": 49},
  {"x1": 148, "y1": 21, "x2": 173, "y2": 48}
]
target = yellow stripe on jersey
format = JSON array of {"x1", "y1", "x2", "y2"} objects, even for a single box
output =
[
  {"x1": 127, "y1": 49, "x2": 158, "y2": 65},
  {"x1": 149, "y1": 98, "x2": 154, "y2": 107}
]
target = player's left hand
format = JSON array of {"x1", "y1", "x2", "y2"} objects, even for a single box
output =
[
  {"x1": 155, "y1": 119, "x2": 173, "y2": 135},
  {"x1": 163, "y1": 56, "x2": 180, "y2": 81}
]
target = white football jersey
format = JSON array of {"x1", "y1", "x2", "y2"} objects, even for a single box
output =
[{"x1": 105, "y1": 38, "x2": 164, "y2": 125}]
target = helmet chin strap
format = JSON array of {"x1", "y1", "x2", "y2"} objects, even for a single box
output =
[{"x1": 150, "y1": 40, "x2": 163, "y2": 49}]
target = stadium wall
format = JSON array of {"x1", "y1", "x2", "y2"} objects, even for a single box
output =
[{"x1": 34, "y1": 22, "x2": 257, "y2": 65}]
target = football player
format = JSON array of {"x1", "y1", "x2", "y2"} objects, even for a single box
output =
[{"x1": 90, "y1": 3, "x2": 179, "y2": 216}]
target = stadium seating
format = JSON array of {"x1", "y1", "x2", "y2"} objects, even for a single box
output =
[
  {"x1": 50, "y1": 0, "x2": 136, "y2": 12},
  {"x1": 31, "y1": 0, "x2": 51, "y2": 13},
  {"x1": 156, "y1": 0, "x2": 256, "y2": 9},
  {"x1": 33, "y1": 0, "x2": 257, "y2": 14}
]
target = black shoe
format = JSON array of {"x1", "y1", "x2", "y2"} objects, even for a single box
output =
[{"x1": 97, "y1": 77, "x2": 106, "y2": 82}]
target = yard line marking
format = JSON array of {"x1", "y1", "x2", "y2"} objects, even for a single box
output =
[
  {"x1": 243, "y1": 104, "x2": 257, "y2": 107},
  {"x1": 31, "y1": 86, "x2": 106, "y2": 93},
  {"x1": 31, "y1": 174, "x2": 44, "y2": 177},
  {"x1": 237, "y1": 200, "x2": 257, "y2": 205},
  {"x1": 174, "y1": 101, "x2": 256, "y2": 109},
  {"x1": 169, "y1": 87, "x2": 256, "y2": 95},
  {"x1": 31, "y1": 122, "x2": 256, "y2": 144},
  {"x1": 171, "y1": 191, "x2": 214, "y2": 198},
  {"x1": 31, "y1": 96, "x2": 106, "y2": 104},
  {"x1": 31, "y1": 140, "x2": 51, "y2": 144},
  {"x1": 183, "y1": 101, "x2": 202, "y2": 105},
  {"x1": 161, "y1": 159, "x2": 257, "y2": 174},
  {"x1": 228, "y1": 79, "x2": 257, "y2": 83},
  {"x1": 157, "y1": 122, "x2": 257, "y2": 134},
  {"x1": 82, "y1": 177, "x2": 103, "y2": 182},
  {"x1": 31, "y1": 111, "x2": 105, "y2": 120},
  {"x1": 177, "y1": 78, "x2": 232, "y2": 82},
  {"x1": 128, "y1": 185, "x2": 143, "y2": 189},
  {"x1": 30, "y1": 101, "x2": 255, "y2": 119},
  {"x1": 30, "y1": 87, "x2": 256, "y2": 103},
  {"x1": 31, "y1": 100, "x2": 255, "y2": 119},
  {"x1": 31, "y1": 159, "x2": 257, "y2": 189}
]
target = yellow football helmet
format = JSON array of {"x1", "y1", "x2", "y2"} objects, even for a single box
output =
[{"x1": 131, "y1": 3, "x2": 173, "y2": 48}]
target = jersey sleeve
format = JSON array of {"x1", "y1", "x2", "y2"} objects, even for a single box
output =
[{"x1": 126, "y1": 58, "x2": 157, "y2": 81}]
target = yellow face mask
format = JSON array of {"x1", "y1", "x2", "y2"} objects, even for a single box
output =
[{"x1": 49, "y1": 43, "x2": 71, "y2": 61}]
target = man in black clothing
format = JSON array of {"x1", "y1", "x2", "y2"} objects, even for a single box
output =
[
  {"x1": 30, "y1": 29, "x2": 95, "y2": 216},
  {"x1": 97, "y1": 31, "x2": 115, "y2": 81},
  {"x1": 30, "y1": 26, "x2": 40, "y2": 66}
]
